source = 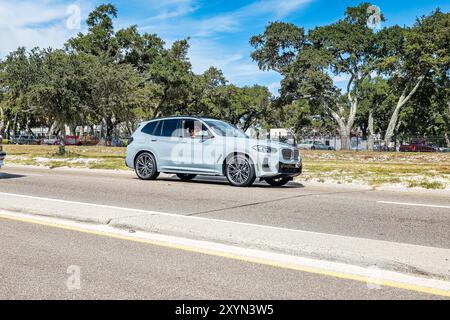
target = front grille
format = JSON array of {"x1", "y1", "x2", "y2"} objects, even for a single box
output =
[{"x1": 282, "y1": 148, "x2": 300, "y2": 161}]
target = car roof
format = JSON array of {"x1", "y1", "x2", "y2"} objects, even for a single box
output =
[{"x1": 142, "y1": 116, "x2": 220, "y2": 125}]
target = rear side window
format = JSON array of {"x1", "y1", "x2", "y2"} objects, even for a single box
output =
[
  {"x1": 141, "y1": 121, "x2": 158, "y2": 135},
  {"x1": 161, "y1": 119, "x2": 179, "y2": 137}
]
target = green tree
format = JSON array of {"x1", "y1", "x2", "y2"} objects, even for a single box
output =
[
  {"x1": 0, "y1": 47, "x2": 47, "y2": 136},
  {"x1": 66, "y1": 3, "x2": 119, "y2": 60},
  {"x1": 251, "y1": 3, "x2": 384, "y2": 149},
  {"x1": 378, "y1": 10, "x2": 450, "y2": 144}
]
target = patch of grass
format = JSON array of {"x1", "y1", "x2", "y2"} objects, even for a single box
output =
[
  {"x1": 3, "y1": 146, "x2": 449, "y2": 189},
  {"x1": 406, "y1": 180, "x2": 446, "y2": 190}
]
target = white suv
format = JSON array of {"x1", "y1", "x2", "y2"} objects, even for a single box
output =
[{"x1": 126, "y1": 117, "x2": 302, "y2": 187}]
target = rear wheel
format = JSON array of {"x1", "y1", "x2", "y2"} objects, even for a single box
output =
[
  {"x1": 225, "y1": 154, "x2": 256, "y2": 187},
  {"x1": 135, "y1": 152, "x2": 160, "y2": 180},
  {"x1": 265, "y1": 177, "x2": 291, "y2": 187},
  {"x1": 176, "y1": 173, "x2": 197, "y2": 181}
]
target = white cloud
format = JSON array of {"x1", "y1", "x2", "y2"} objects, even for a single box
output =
[
  {"x1": 236, "y1": 0, "x2": 314, "y2": 19},
  {"x1": 188, "y1": 38, "x2": 280, "y2": 89},
  {"x1": 140, "y1": 0, "x2": 314, "y2": 38},
  {"x1": 137, "y1": 1, "x2": 313, "y2": 88},
  {"x1": 0, "y1": 0, "x2": 94, "y2": 57},
  {"x1": 120, "y1": 0, "x2": 198, "y2": 29},
  {"x1": 192, "y1": 0, "x2": 313, "y2": 36},
  {"x1": 0, "y1": 1, "x2": 66, "y2": 28}
]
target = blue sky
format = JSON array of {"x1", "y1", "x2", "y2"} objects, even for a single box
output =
[{"x1": 1, "y1": 0, "x2": 449, "y2": 94}]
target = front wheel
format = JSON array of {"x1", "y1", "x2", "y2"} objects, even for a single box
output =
[
  {"x1": 225, "y1": 154, "x2": 256, "y2": 187},
  {"x1": 135, "y1": 152, "x2": 160, "y2": 180},
  {"x1": 176, "y1": 173, "x2": 197, "y2": 181},
  {"x1": 265, "y1": 177, "x2": 291, "y2": 187}
]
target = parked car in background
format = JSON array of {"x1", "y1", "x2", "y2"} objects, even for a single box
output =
[
  {"x1": 78, "y1": 135, "x2": 99, "y2": 146},
  {"x1": 438, "y1": 147, "x2": 450, "y2": 153},
  {"x1": 373, "y1": 142, "x2": 396, "y2": 152},
  {"x1": 42, "y1": 136, "x2": 60, "y2": 145},
  {"x1": 0, "y1": 136, "x2": 5, "y2": 168},
  {"x1": 10, "y1": 134, "x2": 40, "y2": 145},
  {"x1": 399, "y1": 142, "x2": 437, "y2": 153},
  {"x1": 126, "y1": 117, "x2": 302, "y2": 187},
  {"x1": 352, "y1": 144, "x2": 367, "y2": 151},
  {"x1": 299, "y1": 140, "x2": 335, "y2": 150}
]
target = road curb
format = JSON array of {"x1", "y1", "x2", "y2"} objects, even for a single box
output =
[{"x1": 1, "y1": 191, "x2": 449, "y2": 282}]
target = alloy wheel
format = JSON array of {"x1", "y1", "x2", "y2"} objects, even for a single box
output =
[{"x1": 226, "y1": 155, "x2": 255, "y2": 187}]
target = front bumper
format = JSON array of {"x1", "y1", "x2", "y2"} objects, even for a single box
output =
[{"x1": 255, "y1": 153, "x2": 302, "y2": 178}]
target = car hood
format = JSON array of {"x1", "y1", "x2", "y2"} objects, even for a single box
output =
[{"x1": 220, "y1": 137, "x2": 295, "y2": 150}]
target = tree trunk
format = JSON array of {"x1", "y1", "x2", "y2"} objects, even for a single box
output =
[
  {"x1": 49, "y1": 121, "x2": 58, "y2": 137},
  {"x1": 57, "y1": 122, "x2": 66, "y2": 156},
  {"x1": 326, "y1": 104, "x2": 354, "y2": 151},
  {"x1": 0, "y1": 106, "x2": 4, "y2": 136},
  {"x1": 5, "y1": 121, "x2": 10, "y2": 139},
  {"x1": 384, "y1": 75, "x2": 425, "y2": 145},
  {"x1": 367, "y1": 111, "x2": 375, "y2": 151},
  {"x1": 12, "y1": 113, "x2": 18, "y2": 135},
  {"x1": 25, "y1": 116, "x2": 31, "y2": 134},
  {"x1": 104, "y1": 117, "x2": 115, "y2": 146},
  {"x1": 339, "y1": 129, "x2": 351, "y2": 151}
]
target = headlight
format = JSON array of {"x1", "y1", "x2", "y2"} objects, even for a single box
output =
[{"x1": 252, "y1": 145, "x2": 277, "y2": 153}]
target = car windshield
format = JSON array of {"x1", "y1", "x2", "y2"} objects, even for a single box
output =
[{"x1": 204, "y1": 120, "x2": 248, "y2": 138}]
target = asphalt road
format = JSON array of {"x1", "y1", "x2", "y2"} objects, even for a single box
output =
[
  {"x1": 1, "y1": 165, "x2": 449, "y2": 248},
  {"x1": 0, "y1": 217, "x2": 439, "y2": 300}
]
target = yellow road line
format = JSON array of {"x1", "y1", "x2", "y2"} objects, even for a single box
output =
[{"x1": 1, "y1": 213, "x2": 449, "y2": 298}]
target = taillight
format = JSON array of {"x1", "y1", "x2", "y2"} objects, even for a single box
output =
[{"x1": 127, "y1": 137, "x2": 134, "y2": 145}]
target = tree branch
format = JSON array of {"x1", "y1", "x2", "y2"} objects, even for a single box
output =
[{"x1": 398, "y1": 74, "x2": 426, "y2": 108}]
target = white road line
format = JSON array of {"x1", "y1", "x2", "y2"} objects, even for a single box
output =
[{"x1": 378, "y1": 201, "x2": 450, "y2": 209}]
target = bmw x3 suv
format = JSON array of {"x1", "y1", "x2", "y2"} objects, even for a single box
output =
[{"x1": 126, "y1": 117, "x2": 302, "y2": 187}]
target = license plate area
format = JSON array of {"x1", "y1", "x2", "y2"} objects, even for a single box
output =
[{"x1": 278, "y1": 163, "x2": 300, "y2": 174}]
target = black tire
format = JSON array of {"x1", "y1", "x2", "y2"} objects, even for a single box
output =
[
  {"x1": 134, "y1": 152, "x2": 160, "y2": 180},
  {"x1": 176, "y1": 173, "x2": 197, "y2": 181},
  {"x1": 225, "y1": 154, "x2": 256, "y2": 187},
  {"x1": 265, "y1": 177, "x2": 291, "y2": 187},
  {"x1": 311, "y1": 146, "x2": 316, "y2": 150}
]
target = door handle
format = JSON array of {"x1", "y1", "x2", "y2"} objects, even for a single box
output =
[{"x1": 151, "y1": 139, "x2": 157, "y2": 142}]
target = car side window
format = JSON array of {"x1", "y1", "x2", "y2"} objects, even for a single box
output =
[
  {"x1": 161, "y1": 119, "x2": 180, "y2": 137},
  {"x1": 181, "y1": 120, "x2": 211, "y2": 139},
  {"x1": 141, "y1": 121, "x2": 157, "y2": 135}
]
